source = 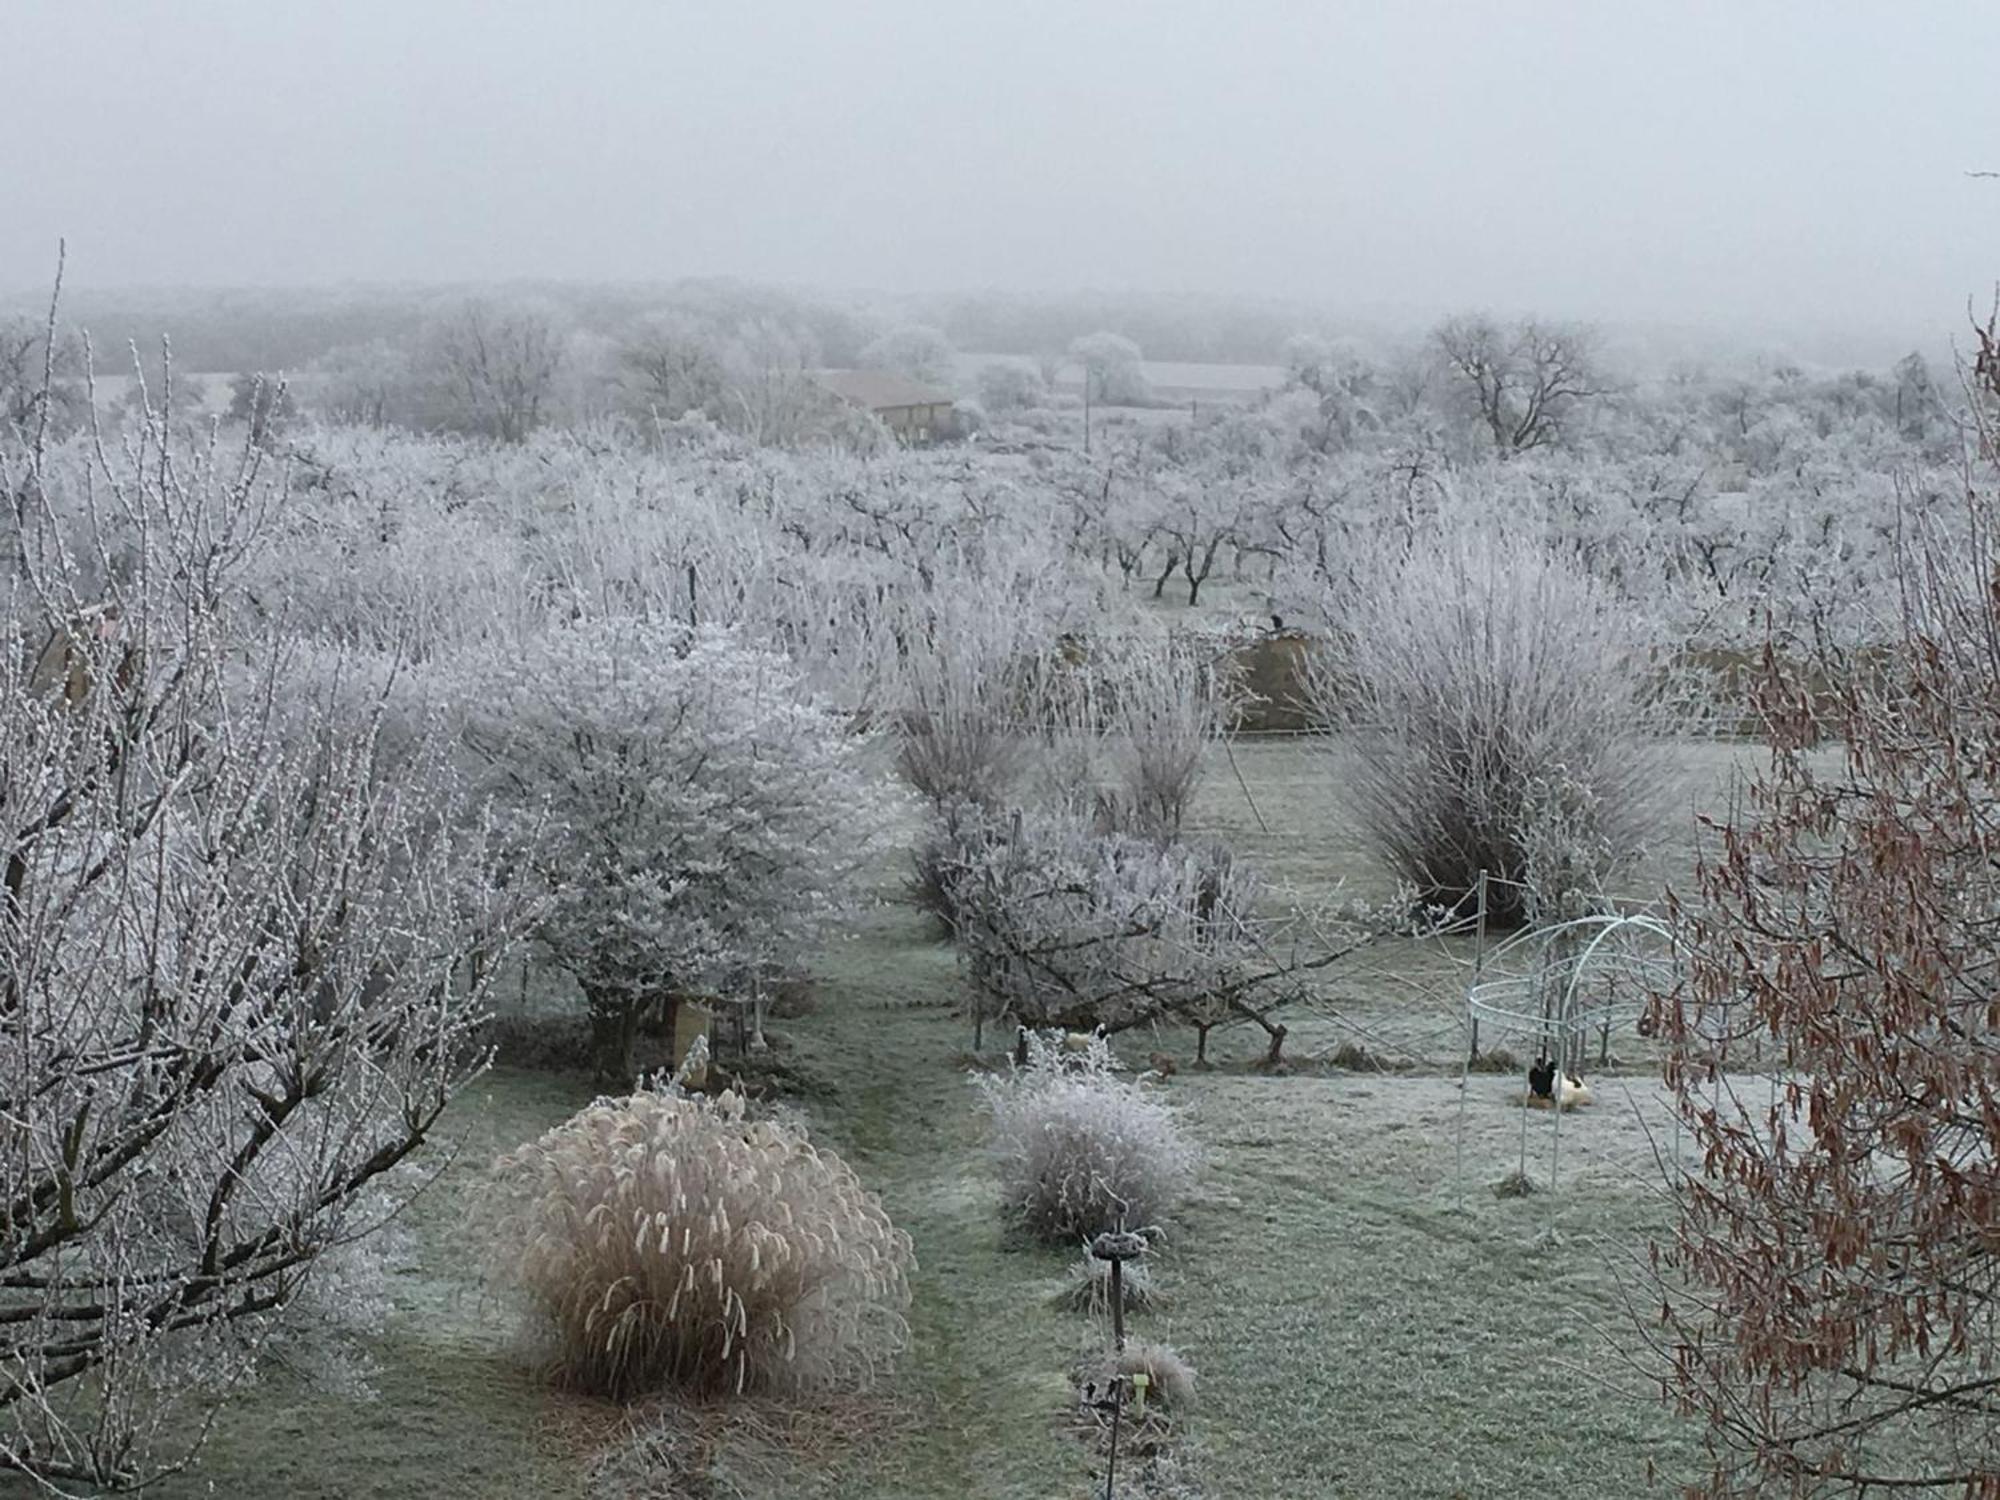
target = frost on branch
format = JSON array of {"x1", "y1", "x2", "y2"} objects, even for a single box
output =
[
  {"x1": 1311, "y1": 526, "x2": 1679, "y2": 927},
  {"x1": 1639, "y1": 330, "x2": 2000, "y2": 1497},
  {"x1": 928, "y1": 805, "x2": 1364, "y2": 1065},
  {"x1": 465, "y1": 618, "x2": 898, "y2": 1080},
  {"x1": 0, "y1": 373, "x2": 520, "y2": 1490}
]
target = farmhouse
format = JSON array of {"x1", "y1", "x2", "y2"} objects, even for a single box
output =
[{"x1": 810, "y1": 369, "x2": 954, "y2": 444}]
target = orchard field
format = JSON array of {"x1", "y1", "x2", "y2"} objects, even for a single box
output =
[
  {"x1": 139, "y1": 738, "x2": 1747, "y2": 1500},
  {"x1": 16, "y1": 0, "x2": 2000, "y2": 1488},
  {"x1": 0, "y1": 280, "x2": 1989, "y2": 1499}
]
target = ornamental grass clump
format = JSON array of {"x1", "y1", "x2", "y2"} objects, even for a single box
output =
[
  {"x1": 1098, "y1": 1337, "x2": 1197, "y2": 1412},
  {"x1": 977, "y1": 1031, "x2": 1197, "y2": 1245},
  {"x1": 1055, "y1": 1242, "x2": 1163, "y2": 1316},
  {"x1": 490, "y1": 1087, "x2": 915, "y2": 1400}
]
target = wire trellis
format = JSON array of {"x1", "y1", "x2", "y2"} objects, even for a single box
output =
[{"x1": 1451, "y1": 872, "x2": 1685, "y2": 1194}]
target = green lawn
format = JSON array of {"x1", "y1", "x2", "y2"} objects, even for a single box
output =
[{"x1": 129, "y1": 739, "x2": 1747, "y2": 1499}]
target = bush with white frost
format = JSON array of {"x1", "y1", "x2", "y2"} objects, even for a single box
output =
[
  {"x1": 977, "y1": 1030, "x2": 1197, "y2": 1244},
  {"x1": 927, "y1": 778, "x2": 1359, "y2": 1063},
  {"x1": 1099, "y1": 635, "x2": 1234, "y2": 841},
  {"x1": 890, "y1": 594, "x2": 1045, "y2": 812},
  {"x1": 489, "y1": 1084, "x2": 915, "y2": 1399},
  {"x1": 1057, "y1": 1242, "x2": 1163, "y2": 1316},
  {"x1": 938, "y1": 807, "x2": 1260, "y2": 1037},
  {"x1": 977, "y1": 359, "x2": 1049, "y2": 414},
  {"x1": 909, "y1": 794, "x2": 998, "y2": 936},
  {"x1": 1312, "y1": 528, "x2": 1675, "y2": 926},
  {"x1": 465, "y1": 619, "x2": 896, "y2": 1078}
]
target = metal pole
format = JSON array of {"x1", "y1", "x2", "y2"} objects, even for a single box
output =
[
  {"x1": 1091, "y1": 1231, "x2": 1145, "y2": 1347},
  {"x1": 1454, "y1": 1023, "x2": 1471, "y2": 1209},
  {"x1": 1470, "y1": 870, "x2": 1489, "y2": 1063},
  {"x1": 1455, "y1": 873, "x2": 1484, "y2": 1209},
  {"x1": 1103, "y1": 1383, "x2": 1122, "y2": 1500},
  {"x1": 1550, "y1": 1023, "x2": 1565, "y2": 1190},
  {"x1": 1109, "y1": 1260, "x2": 1125, "y2": 1352},
  {"x1": 1517, "y1": 1063, "x2": 1531, "y2": 1182}
]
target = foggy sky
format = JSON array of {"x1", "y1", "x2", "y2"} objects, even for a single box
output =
[{"x1": 7, "y1": 1, "x2": 1997, "y2": 348}]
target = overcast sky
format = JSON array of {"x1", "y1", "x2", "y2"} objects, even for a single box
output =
[{"x1": 6, "y1": 1, "x2": 1996, "y2": 348}]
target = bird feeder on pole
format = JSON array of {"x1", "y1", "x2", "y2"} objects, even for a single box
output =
[{"x1": 1089, "y1": 1230, "x2": 1147, "y2": 1352}]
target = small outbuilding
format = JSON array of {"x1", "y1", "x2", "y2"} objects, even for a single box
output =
[{"x1": 810, "y1": 369, "x2": 954, "y2": 445}]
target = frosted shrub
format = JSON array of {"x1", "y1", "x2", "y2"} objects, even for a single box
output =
[
  {"x1": 1096, "y1": 1337, "x2": 1197, "y2": 1411},
  {"x1": 977, "y1": 1031, "x2": 1197, "y2": 1244},
  {"x1": 909, "y1": 795, "x2": 1001, "y2": 935},
  {"x1": 491, "y1": 1087, "x2": 915, "y2": 1399},
  {"x1": 891, "y1": 598, "x2": 1038, "y2": 811},
  {"x1": 941, "y1": 807, "x2": 1261, "y2": 1037},
  {"x1": 1313, "y1": 528, "x2": 1675, "y2": 926},
  {"x1": 465, "y1": 619, "x2": 896, "y2": 1078},
  {"x1": 1057, "y1": 1243, "x2": 1163, "y2": 1316},
  {"x1": 1103, "y1": 636, "x2": 1234, "y2": 842}
]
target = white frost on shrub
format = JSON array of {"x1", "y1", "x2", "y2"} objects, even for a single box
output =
[
  {"x1": 464, "y1": 618, "x2": 900, "y2": 1073},
  {"x1": 976, "y1": 1030, "x2": 1197, "y2": 1244},
  {"x1": 1312, "y1": 525, "x2": 1678, "y2": 924}
]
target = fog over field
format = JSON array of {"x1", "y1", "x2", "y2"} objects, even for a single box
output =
[
  {"x1": 5, "y1": 6, "x2": 2000, "y2": 1499},
  {"x1": 7, "y1": 1, "x2": 1999, "y2": 361}
]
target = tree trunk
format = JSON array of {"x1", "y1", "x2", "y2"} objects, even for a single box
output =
[
  {"x1": 1263, "y1": 1022, "x2": 1288, "y2": 1068},
  {"x1": 586, "y1": 988, "x2": 640, "y2": 1083},
  {"x1": 1185, "y1": 538, "x2": 1220, "y2": 606}
]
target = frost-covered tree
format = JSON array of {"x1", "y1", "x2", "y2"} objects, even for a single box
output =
[
  {"x1": 0, "y1": 313, "x2": 87, "y2": 441},
  {"x1": 616, "y1": 309, "x2": 727, "y2": 423},
  {"x1": 888, "y1": 583, "x2": 1058, "y2": 813},
  {"x1": 1044, "y1": 443, "x2": 1162, "y2": 589},
  {"x1": 1069, "y1": 331, "x2": 1151, "y2": 406},
  {"x1": 1279, "y1": 336, "x2": 1384, "y2": 452},
  {"x1": 1102, "y1": 635, "x2": 1233, "y2": 841},
  {"x1": 416, "y1": 296, "x2": 570, "y2": 442},
  {"x1": 308, "y1": 338, "x2": 417, "y2": 429},
  {"x1": 225, "y1": 371, "x2": 298, "y2": 447},
  {"x1": 716, "y1": 318, "x2": 834, "y2": 447},
  {"x1": 1148, "y1": 460, "x2": 1277, "y2": 606},
  {"x1": 1432, "y1": 313, "x2": 1606, "y2": 456},
  {"x1": 859, "y1": 324, "x2": 955, "y2": 390},
  {"x1": 976, "y1": 359, "x2": 1049, "y2": 414},
  {"x1": 1641, "y1": 317, "x2": 2000, "y2": 1498},
  {"x1": 465, "y1": 620, "x2": 896, "y2": 1078},
  {"x1": 0, "y1": 381, "x2": 518, "y2": 1489},
  {"x1": 932, "y1": 803, "x2": 1369, "y2": 1065}
]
